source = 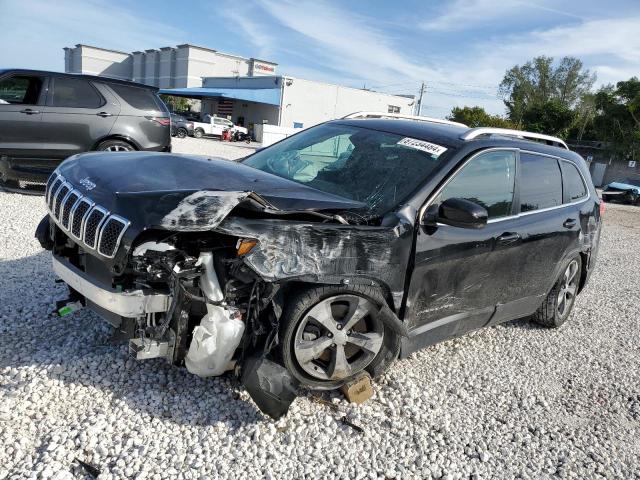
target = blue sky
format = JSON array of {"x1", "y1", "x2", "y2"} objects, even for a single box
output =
[{"x1": 1, "y1": 0, "x2": 639, "y2": 118}]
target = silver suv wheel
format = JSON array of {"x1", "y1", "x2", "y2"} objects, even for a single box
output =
[{"x1": 293, "y1": 295, "x2": 384, "y2": 381}]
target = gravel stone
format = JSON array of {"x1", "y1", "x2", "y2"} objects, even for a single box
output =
[{"x1": 1, "y1": 145, "x2": 639, "y2": 479}]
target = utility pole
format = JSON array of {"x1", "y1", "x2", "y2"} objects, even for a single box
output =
[{"x1": 415, "y1": 81, "x2": 425, "y2": 116}]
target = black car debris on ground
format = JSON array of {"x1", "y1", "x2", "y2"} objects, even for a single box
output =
[
  {"x1": 0, "y1": 69, "x2": 171, "y2": 192},
  {"x1": 36, "y1": 112, "x2": 603, "y2": 418}
]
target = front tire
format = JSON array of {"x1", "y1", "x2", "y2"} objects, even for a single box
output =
[
  {"x1": 194, "y1": 128, "x2": 204, "y2": 139},
  {"x1": 280, "y1": 285, "x2": 400, "y2": 390},
  {"x1": 176, "y1": 127, "x2": 188, "y2": 138},
  {"x1": 96, "y1": 139, "x2": 135, "y2": 152},
  {"x1": 533, "y1": 255, "x2": 582, "y2": 328}
]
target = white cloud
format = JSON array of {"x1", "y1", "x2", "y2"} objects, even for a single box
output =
[
  {"x1": 258, "y1": 0, "x2": 437, "y2": 85},
  {"x1": 0, "y1": 0, "x2": 184, "y2": 71},
  {"x1": 421, "y1": 0, "x2": 582, "y2": 31},
  {"x1": 218, "y1": 8, "x2": 275, "y2": 59}
]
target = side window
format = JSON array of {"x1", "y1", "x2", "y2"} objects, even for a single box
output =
[
  {"x1": 387, "y1": 105, "x2": 400, "y2": 114},
  {"x1": 0, "y1": 75, "x2": 43, "y2": 105},
  {"x1": 109, "y1": 84, "x2": 161, "y2": 111},
  {"x1": 52, "y1": 77, "x2": 104, "y2": 108},
  {"x1": 519, "y1": 153, "x2": 562, "y2": 212},
  {"x1": 560, "y1": 161, "x2": 587, "y2": 203},
  {"x1": 436, "y1": 150, "x2": 516, "y2": 218},
  {"x1": 213, "y1": 118, "x2": 225, "y2": 125}
]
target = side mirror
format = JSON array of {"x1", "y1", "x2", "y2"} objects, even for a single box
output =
[{"x1": 422, "y1": 198, "x2": 488, "y2": 229}]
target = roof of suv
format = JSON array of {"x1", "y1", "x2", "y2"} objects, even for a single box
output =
[
  {"x1": 335, "y1": 117, "x2": 579, "y2": 161},
  {"x1": 0, "y1": 68, "x2": 157, "y2": 90}
]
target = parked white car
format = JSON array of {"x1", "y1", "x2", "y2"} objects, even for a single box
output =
[{"x1": 193, "y1": 115, "x2": 248, "y2": 138}]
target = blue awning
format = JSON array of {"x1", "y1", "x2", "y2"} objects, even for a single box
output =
[{"x1": 159, "y1": 87, "x2": 281, "y2": 106}]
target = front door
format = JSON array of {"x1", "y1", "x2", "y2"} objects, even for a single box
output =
[
  {"x1": 403, "y1": 149, "x2": 521, "y2": 351},
  {"x1": 0, "y1": 73, "x2": 48, "y2": 180},
  {"x1": 41, "y1": 76, "x2": 119, "y2": 161}
]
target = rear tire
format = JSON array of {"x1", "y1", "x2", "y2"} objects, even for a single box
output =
[
  {"x1": 96, "y1": 139, "x2": 135, "y2": 152},
  {"x1": 533, "y1": 255, "x2": 582, "y2": 328},
  {"x1": 194, "y1": 128, "x2": 204, "y2": 139},
  {"x1": 176, "y1": 128, "x2": 188, "y2": 139},
  {"x1": 279, "y1": 284, "x2": 400, "y2": 390}
]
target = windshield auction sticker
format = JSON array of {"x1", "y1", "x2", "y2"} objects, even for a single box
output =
[{"x1": 397, "y1": 137, "x2": 448, "y2": 157}]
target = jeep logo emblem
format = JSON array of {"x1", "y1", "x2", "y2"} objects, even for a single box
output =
[{"x1": 79, "y1": 177, "x2": 96, "y2": 191}]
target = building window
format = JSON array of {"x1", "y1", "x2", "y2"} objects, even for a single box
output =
[{"x1": 388, "y1": 105, "x2": 400, "y2": 114}]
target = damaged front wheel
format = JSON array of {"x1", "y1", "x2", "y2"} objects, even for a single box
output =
[{"x1": 281, "y1": 285, "x2": 400, "y2": 390}]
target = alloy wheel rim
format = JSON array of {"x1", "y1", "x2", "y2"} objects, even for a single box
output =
[
  {"x1": 293, "y1": 295, "x2": 384, "y2": 381},
  {"x1": 105, "y1": 144, "x2": 131, "y2": 152},
  {"x1": 557, "y1": 260, "x2": 579, "y2": 318}
]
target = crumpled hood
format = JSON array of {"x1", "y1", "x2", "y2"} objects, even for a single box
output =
[
  {"x1": 606, "y1": 182, "x2": 640, "y2": 191},
  {"x1": 56, "y1": 152, "x2": 365, "y2": 227}
]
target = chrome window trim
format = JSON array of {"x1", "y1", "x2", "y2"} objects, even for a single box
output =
[
  {"x1": 97, "y1": 215, "x2": 131, "y2": 258},
  {"x1": 69, "y1": 197, "x2": 95, "y2": 240},
  {"x1": 418, "y1": 147, "x2": 591, "y2": 225},
  {"x1": 82, "y1": 205, "x2": 110, "y2": 250}
]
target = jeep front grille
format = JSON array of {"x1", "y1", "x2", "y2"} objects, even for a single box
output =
[{"x1": 45, "y1": 172, "x2": 130, "y2": 259}]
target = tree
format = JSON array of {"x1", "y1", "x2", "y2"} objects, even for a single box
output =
[
  {"x1": 499, "y1": 56, "x2": 596, "y2": 131},
  {"x1": 160, "y1": 94, "x2": 190, "y2": 112},
  {"x1": 520, "y1": 100, "x2": 575, "y2": 137},
  {"x1": 587, "y1": 78, "x2": 640, "y2": 158},
  {"x1": 447, "y1": 106, "x2": 515, "y2": 128}
]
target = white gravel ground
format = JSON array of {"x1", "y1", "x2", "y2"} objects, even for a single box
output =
[
  {"x1": 1, "y1": 164, "x2": 639, "y2": 478},
  {"x1": 171, "y1": 136, "x2": 257, "y2": 160}
]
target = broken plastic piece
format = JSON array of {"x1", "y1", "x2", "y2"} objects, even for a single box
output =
[
  {"x1": 58, "y1": 301, "x2": 83, "y2": 317},
  {"x1": 340, "y1": 416, "x2": 365, "y2": 434},
  {"x1": 75, "y1": 458, "x2": 101, "y2": 478},
  {"x1": 241, "y1": 355, "x2": 299, "y2": 419}
]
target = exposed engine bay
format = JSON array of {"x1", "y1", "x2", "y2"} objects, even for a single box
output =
[{"x1": 38, "y1": 162, "x2": 413, "y2": 418}]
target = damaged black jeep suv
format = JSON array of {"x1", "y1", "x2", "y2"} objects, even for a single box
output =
[{"x1": 37, "y1": 112, "x2": 602, "y2": 417}]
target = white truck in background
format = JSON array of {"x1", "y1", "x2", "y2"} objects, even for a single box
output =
[{"x1": 192, "y1": 115, "x2": 248, "y2": 139}]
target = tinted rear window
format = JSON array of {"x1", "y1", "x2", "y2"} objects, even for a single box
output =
[
  {"x1": 52, "y1": 77, "x2": 104, "y2": 108},
  {"x1": 560, "y1": 161, "x2": 587, "y2": 202},
  {"x1": 519, "y1": 153, "x2": 562, "y2": 212},
  {"x1": 110, "y1": 84, "x2": 162, "y2": 111}
]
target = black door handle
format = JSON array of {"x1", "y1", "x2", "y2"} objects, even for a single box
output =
[
  {"x1": 96, "y1": 112, "x2": 112, "y2": 117},
  {"x1": 563, "y1": 218, "x2": 577, "y2": 229},
  {"x1": 20, "y1": 108, "x2": 40, "y2": 115},
  {"x1": 496, "y1": 232, "x2": 521, "y2": 246}
]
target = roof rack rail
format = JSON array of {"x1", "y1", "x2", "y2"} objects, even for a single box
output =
[
  {"x1": 343, "y1": 111, "x2": 468, "y2": 128},
  {"x1": 460, "y1": 127, "x2": 569, "y2": 150}
]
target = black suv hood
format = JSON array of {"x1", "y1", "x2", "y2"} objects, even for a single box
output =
[{"x1": 58, "y1": 152, "x2": 365, "y2": 218}]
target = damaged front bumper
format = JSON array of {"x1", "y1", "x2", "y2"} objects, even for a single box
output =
[{"x1": 52, "y1": 255, "x2": 171, "y2": 317}]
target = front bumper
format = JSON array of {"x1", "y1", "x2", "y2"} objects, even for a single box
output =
[{"x1": 52, "y1": 254, "x2": 171, "y2": 317}]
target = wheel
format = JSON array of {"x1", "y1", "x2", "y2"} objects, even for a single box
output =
[
  {"x1": 194, "y1": 128, "x2": 204, "y2": 139},
  {"x1": 280, "y1": 285, "x2": 400, "y2": 390},
  {"x1": 176, "y1": 128, "x2": 188, "y2": 139},
  {"x1": 96, "y1": 139, "x2": 134, "y2": 152},
  {"x1": 533, "y1": 256, "x2": 582, "y2": 328}
]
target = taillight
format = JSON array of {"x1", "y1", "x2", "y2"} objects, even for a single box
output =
[
  {"x1": 146, "y1": 116, "x2": 171, "y2": 126},
  {"x1": 599, "y1": 201, "x2": 605, "y2": 217}
]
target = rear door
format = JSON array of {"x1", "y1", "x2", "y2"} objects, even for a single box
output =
[
  {"x1": 0, "y1": 73, "x2": 48, "y2": 174},
  {"x1": 489, "y1": 151, "x2": 581, "y2": 323},
  {"x1": 404, "y1": 148, "x2": 521, "y2": 349},
  {"x1": 41, "y1": 76, "x2": 119, "y2": 160}
]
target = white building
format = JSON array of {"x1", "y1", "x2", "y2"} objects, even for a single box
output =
[
  {"x1": 63, "y1": 44, "x2": 277, "y2": 88},
  {"x1": 161, "y1": 75, "x2": 415, "y2": 131}
]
